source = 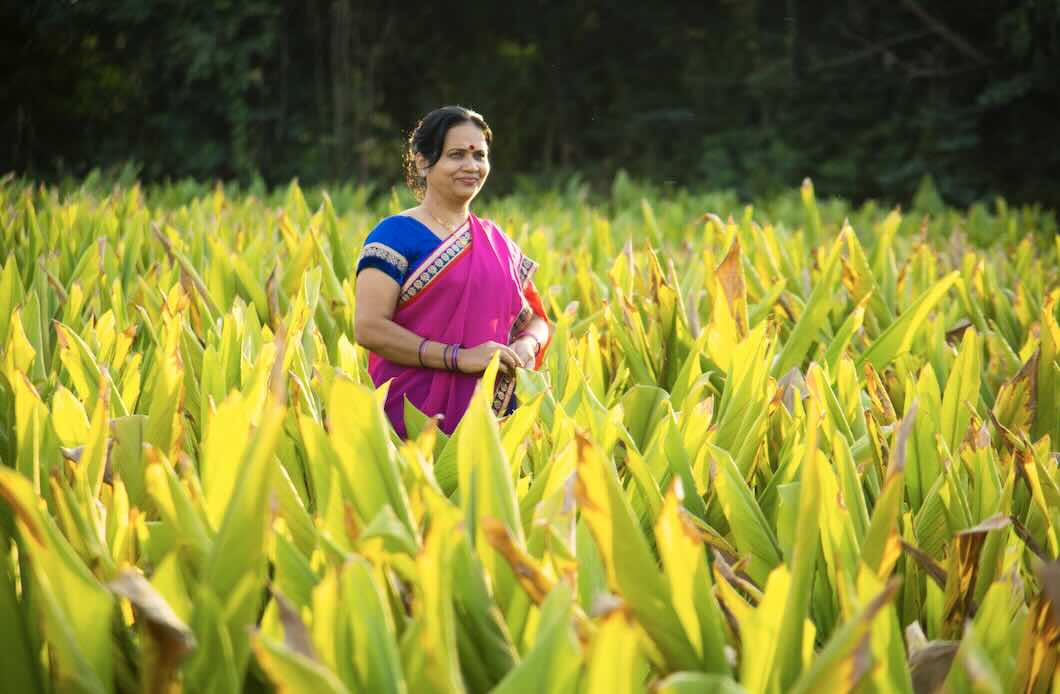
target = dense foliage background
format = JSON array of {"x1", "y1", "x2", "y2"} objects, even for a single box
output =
[{"x1": 4, "y1": 1, "x2": 1059, "y2": 207}]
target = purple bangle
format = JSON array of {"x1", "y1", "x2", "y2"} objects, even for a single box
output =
[
  {"x1": 452, "y1": 344, "x2": 460, "y2": 372},
  {"x1": 444, "y1": 343, "x2": 455, "y2": 371},
  {"x1": 418, "y1": 338, "x2": 429, "y2": 368}
]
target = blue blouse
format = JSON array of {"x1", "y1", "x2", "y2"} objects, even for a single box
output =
[{"x1": 355, "y1": 215, "x2": 447, "y2": 285}]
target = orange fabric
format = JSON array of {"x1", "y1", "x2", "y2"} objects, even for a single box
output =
[{"x1": 523, "y1": 280, "x2": 552, "y2": 370}]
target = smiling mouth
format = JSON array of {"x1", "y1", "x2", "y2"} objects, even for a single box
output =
[{"x1": 457, "y1": 178, "x2": 479, "y2": 184}]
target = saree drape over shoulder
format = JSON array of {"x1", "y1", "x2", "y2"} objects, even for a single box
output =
[{"x1": 359, "y1": 213, "x2": 549, "y2": 438}]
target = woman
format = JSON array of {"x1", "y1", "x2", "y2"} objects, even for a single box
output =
[{"x1": 354, "y1": 106, "x2": 551, "y2": 438}]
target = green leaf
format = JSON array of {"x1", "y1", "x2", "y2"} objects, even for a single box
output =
[
  {"x1": 582, "y1": 611, "x2": 648, "y2": 694},
  {"x1": 772, "y1": 231, "x2": 844, "y2": 377},
  {"x1": 0, "y1": 519, "x2": 45, "y2": 694},
  {"x1": 400, "y1": 502, "x2": 465, "y2": 694},
  {"x1": 341, "y1": 557, "x2": 406, "y2": 693},
  {"x1": 576, "y1": 434, "x2": 701, "y2": 671},
  {"x1": 457, "y1": 356, "x2": 525, "y2": 547},
  {"x1": 492, "y1": 584, "x2": 582, "y2": 694},
  {"x1": 0, "y1": 255, "x2": 25, "y2": 348},
  {"x1": 939, "y1": 328, "x2": 980, "y2": 454},
  {"x1": 905, "y1": 367, "x2": 942, "y2": 513},
  {"x1": 450, "y1": 537, "x2": 519, "y2": 692},
  {"x1": 107, "y1": 569, "x2": 196, "y2": 690},
  {"x1": 0, "y1": 467, "x2": 114, "y2": 694},
  {"x1": 789, "y1": 576, "x2": 902, "y2": 694},
  {"x1": 109, "y1": 415, "x2": 148, "y2": 508},
  {"x1": 738, "y1": 566, "x2": 802, "y2": 693},
  {"x1": 800, "y1": 178, "x2": 824, "y2": 248},
  {"x1": 1032, "y1": 291, "x2": 1060, "y2": 445},
  {"x1": 863, "y1": 402, "x2": 917, "y2": 577},
  {"x1": 198, "y1": 391, "x2": 253, "y2": 529},
  {"x1": 823, "y1": 304, "x2": 866, "y2": 375},
  {"x1": 328, "y1": 377, "x2": 415, "y2": 534},
  {"x1": 775, "y1": 401, "x2": 824, "y2": 688},
  {"x1": 621, "y1": 384, "x2": 669, "y2": 453},
  {"x1": 255, "y1": 633, "x2": 352, "y2": 694},
  {"x1": 655, "y1": 483, "x2": 730, "y2": 673},
  {"x1": 708, "y1": 444, "x2": 782, "y2": 585},
  {"x1": 50, "y1": 384, "x2": 90, "y2": 446},
  {"x1": 203, "y1": 393, "x2": 284, "y2": 598},
  {"x1": 857, "y1": 272, "x2": 959, "y2": 370}
]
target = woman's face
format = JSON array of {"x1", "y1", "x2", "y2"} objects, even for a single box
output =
[{"x1": 418, "y1": 122, "x2": 490, "y2": 202}]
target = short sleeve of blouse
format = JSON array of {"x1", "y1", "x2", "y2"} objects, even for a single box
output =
[{"x1": 356, "y1": 218, "x2": 411, "y2": 284}]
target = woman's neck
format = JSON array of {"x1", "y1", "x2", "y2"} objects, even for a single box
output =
[{"x1": 421, "y1": 191, "x2": 470, "y2": 225}]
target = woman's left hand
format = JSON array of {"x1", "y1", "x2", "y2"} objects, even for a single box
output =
[{"x1": 510, "y1": 337, "x2": 537, "y2": 368}]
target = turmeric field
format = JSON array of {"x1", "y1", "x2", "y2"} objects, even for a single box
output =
[{"x1": 0, "y1": 176, "x2": 1058, "y2": 693}]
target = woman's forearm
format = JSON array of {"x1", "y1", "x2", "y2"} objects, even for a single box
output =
[{"x1": 355, "y1": 316, "x2": 453, "y2": 370}]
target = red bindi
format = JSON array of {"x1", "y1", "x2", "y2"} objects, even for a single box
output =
[{"x1": 468, "y1": 144, "x2": 475, "y2": 150}]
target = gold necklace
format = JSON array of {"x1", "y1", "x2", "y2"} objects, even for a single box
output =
[{"x1": 422, "y1": 205, "x2": 468, "y2": 235}]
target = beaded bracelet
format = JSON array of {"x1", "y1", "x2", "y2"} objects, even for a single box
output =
[{"x1": 417, "y1": 338, "x2": 429, "y2": 368}]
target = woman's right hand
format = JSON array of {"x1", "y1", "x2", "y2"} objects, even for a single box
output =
[{"x1": 457, "y1": 341, "x2": 524, "y2": 375}]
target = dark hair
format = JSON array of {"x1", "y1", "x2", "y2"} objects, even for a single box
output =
[{"x1": 404, "y1": 105, "x2": 492, "y2": 198}]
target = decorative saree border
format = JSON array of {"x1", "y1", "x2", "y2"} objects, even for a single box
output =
[
  {"x1": 509, "y1": 303, "x2": 533, "y2": 339},
  {"x1": 492, "y1": 371, "x2": 516, "y2": 416},
  {"x1": 516, "y1": 254, "x2": 538, "y2": 288},
  {"x1": 359, "y1": 242, "x2": 408, "y2": 275},
  {"x1": 495, "y1": 259, "x2": 539, "y2": 415},
  {"x1": 399, "y1": 225, "x2": 472, "y2": 307}
]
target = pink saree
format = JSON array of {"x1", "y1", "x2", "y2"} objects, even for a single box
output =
[{"x1": 367, "y1": 214, "x2": 544, "y2": 438}]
